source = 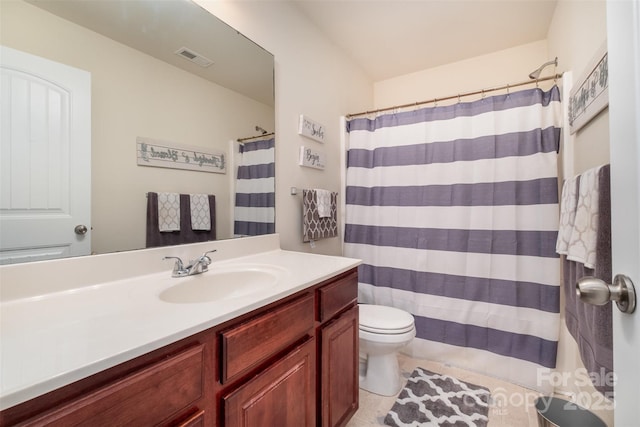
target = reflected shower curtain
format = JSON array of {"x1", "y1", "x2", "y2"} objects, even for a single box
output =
[
  {"x1": 345, "y1": 87, "x2": 562, "y2": 390},
  {"x1": 234, "y1": 137, "x2": 275, "y2": 236}
]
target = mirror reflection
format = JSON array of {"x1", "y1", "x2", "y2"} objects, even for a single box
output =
[{"x1": 0, "y1": 0, "x2": 275, "y2": 264}]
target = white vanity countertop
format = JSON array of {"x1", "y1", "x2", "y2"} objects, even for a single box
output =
[{"x1": 0, "y1": 248, "x2": 360, "y2": 410}]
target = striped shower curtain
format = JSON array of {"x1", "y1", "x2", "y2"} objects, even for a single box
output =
[
  {"x1": 234, "y1": 137, "x2": 275, "y2": 236},
  {"x1": 345, "y1": 87, "x2": 562, "y2": 390}
]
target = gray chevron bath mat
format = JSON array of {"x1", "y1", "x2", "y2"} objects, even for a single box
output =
[{"x1": 384, "y1": 367, "x2": 491, "y2": 427}]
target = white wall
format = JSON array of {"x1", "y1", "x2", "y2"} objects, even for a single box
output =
[
  {"x1": 548, "y1": 0, "x2": 610, "y2": 175},
  {"x1": 374, "y1": 40, "x2": 551, "y2": 109},
  {"x1": 547, "y1": 1, "x2": 613, "y2": 425},
  {"x1": 196, "y1": 1, "x2": 373, "y2": 256},
  {"x1": 1, "y1": 0, "x2": 274, "y2": 254}
]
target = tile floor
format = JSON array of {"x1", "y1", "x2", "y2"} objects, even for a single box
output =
[{"x1": 346, "y1": 353, "x2": 542, "y2": 427}]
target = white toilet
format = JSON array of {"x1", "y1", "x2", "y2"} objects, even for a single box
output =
[{"x1": 358, "y1": 304, "x2": 416, "y2": 396}]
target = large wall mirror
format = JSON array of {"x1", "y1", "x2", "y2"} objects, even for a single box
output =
[{"x1": 0, "y1": 0, "x2": 275, "y2": 264}]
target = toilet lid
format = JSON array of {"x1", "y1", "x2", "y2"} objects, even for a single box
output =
[{"x1": 359, "y1": 304, "x2": 415, "y2": 334}]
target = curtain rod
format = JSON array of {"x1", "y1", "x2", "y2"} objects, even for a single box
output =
[
  {"x1": 237, "y1": 132, "x2": 275, "y2": 143},
  {"x1": 346, "y1": 74, "x2": 563, "y2": 119}
]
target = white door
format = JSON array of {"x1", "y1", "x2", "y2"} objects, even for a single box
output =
[
  {"x1": 607, "y1": 1, "x2": 640, "y2": 424},
  {"x1": 0, "y1": 46, "x2": 91, "y2": 264}
]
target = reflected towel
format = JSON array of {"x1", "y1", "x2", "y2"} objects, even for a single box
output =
[
  {"x1": 567, "y1": 165, "x2": 603, "y2": 268},
  {"x1": 158, "y1": 192, "x2": 180, "y2": 232},
  {"x1": 147, "y1": 193, "x2": 216, "y2": 247},
  {"x1": 315, "y1": 188, "x2": 332, "y2": 218},
  {"x1": 190, "y1": 194, "x2": 211, "y2": 231}
]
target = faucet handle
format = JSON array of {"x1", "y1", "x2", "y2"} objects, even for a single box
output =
[
  {"x1": 163, "y1": 256, "x2": 184, "y2": 267},
  {"x1": 203, "y1": 249, "x2": 217, "y2": 257},
  {"x1": 163, "y1": 256, "x2": 186, "y2": 276},
  {"x1": 200, "y1": 249, "x2": 217, "y2": 264},
  {"x1": 194, "y1": 249, "x2": 217, "y2": 271}
]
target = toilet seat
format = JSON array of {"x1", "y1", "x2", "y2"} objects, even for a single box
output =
[
  {"x1": 359, "y1": 304, "x2": 415, "y2": 334},
  {"x1": 360, "y1": 323, "x2": 415, "y2": 334}
]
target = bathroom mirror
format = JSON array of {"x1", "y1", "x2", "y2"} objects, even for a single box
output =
[{"x1": 0, "y1": 0, "x2": 275, "y2": 263}]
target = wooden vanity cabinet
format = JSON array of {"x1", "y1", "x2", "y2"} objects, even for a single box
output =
[
  {"x1": 222, "y1": 338, "x2": 316, "y2": 427},
  {"x1": 0, "y1": 268, "x2": 359, "y2": 427},
  {"x1": 316, "y1": 270, "x2": 359, "y2": 427},
  {"x1": 217, "y1": 293, "x2": 317, "y2": 427},
  {"x1": 0, "y1": 332, "x2": 217, "y2": 427}
]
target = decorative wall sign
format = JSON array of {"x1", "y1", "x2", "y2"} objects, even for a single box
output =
[
  {"x1": 299, "y1": 146, "x2": 326, "y2": 170},
  {"x1": 136, "y1": 137, "x2": 226, "y2": 174},
  {"x1": 298, "y1": 114, "x2": 326, "y2": 143},
  {"x1": 569, "y1": 43, "x2": 609, "y2": 134}
]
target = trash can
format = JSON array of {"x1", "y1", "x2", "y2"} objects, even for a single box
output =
[{"x1": 535, "y1": 396, "x2": 606, "y2": 427}]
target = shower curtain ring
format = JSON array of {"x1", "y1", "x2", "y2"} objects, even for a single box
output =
[
  {"x1": 433, "y1": 98, "x2": 438, "y2": 107},
  {"x1": 506, "y1": 84, "x2": 510, "y2": 97},
  {"x1": 457, "y1": 94, "x2": 461, "y2": 104}
]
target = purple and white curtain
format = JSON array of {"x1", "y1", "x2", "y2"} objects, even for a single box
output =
[
  {"x1": 234, "y1": 137, "x2": 275, "y2": 236},
  {"x1": 345, "y1": 87, "x2": 562, "y2": 390}
]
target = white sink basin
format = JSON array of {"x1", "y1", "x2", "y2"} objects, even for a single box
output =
[{"x1": 159, "y1": 264, "x2": 286, "y2": 304}]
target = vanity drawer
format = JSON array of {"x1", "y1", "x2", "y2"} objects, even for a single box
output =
[
  {"x1": 221, "y1": 294, "x2": 314, "y2": 383},
  {"x1": 317, "y1": 270, "x2": 358, "y2": 323},
  {"x1": 26, "y1": 344, "x2": 205, "y2": 426}
]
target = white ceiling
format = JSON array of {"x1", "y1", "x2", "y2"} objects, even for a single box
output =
[{"x1": 292, "y1": 0, "x2": 558, "y2": 82}]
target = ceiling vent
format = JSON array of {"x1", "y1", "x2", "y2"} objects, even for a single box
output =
[{"x1": 174, "y1": 47, "x2": 213, "y2": 68}]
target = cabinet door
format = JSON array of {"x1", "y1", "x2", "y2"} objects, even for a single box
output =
[
  {"x1": 320, "y1": 305, "x2": 359, "y2": 427},
  {"x1": 223, "y1": 338, "x2": 316, "y2": 427},
  {"x1": 20, "y1": 345, "x2": 205, "y2": 427}
]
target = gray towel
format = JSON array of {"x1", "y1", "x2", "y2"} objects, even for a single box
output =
[
  {"x1": 302, "y1": 190, "x2": 338, "y2": 242},
  {"x1": 562, "y1": 164, "x2": 613, "y2": 397},
  {"x1": 146, "y1": 192, "x2": 216, "y2": 248}
]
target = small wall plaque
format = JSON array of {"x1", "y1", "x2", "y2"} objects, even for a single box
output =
[
  {"x1": 569, "y1": 42, "x2": 609, "y2": 134},
  {"x1": 299, "y1": 146, "x2": 325, "y2": 170},
  {"x1": 136, "y1": 137, "x2": 226, "y2": 174},
  {"x1": 298, "y1": 114, "x2": 325, "y2": 143}
]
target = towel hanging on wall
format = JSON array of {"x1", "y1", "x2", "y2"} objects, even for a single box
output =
[
  {"x1": 556, "y1": 176, "x2": 579, "y2": 255},
  {"x1": 302, "y1": 189, "x2": 337, "y2": 242},
  {"x1": 556, "y1": 165, "x2": 604, "y2": 269},
  {"x1": 558, "y1": 164, "x2": 612, "y2": 397},
  {"x1": 314, "y1": 188, "x2": 332, "y2": 218},
  {"x1": 157, "y1": 192, "x2": 180, "y2": 232},
  {"x1": 567, "y1": 165, "x2": 603, "y2": 268},
  {"x1": 146, "y1": 192, "x2": 216, "y2": 247},
  {"x1": 190, "y1": 194, "x2": 211, "y2": 231}
]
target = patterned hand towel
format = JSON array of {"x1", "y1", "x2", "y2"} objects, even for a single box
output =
[
  {"x1": 567, "y1": 165, "x2": 603, "y2": 268},
  {"x1": 314, "y1": 189, "x2": 332, "y2": 218},
  {"x1": 190, "y1": 194, "x2": 211, "y2": 231},
  {"x1": 303, "y1": 190, "x2": 337, "y2": 242},
  {"x1": 157, "y1": 192, "x2": 180, "y2": 232},
  {"x1": 556, "y1": 176, "x2": 579, "y2": 255}
]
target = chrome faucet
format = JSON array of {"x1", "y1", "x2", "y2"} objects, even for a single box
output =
[{"x1": 164, "y1": 250, "x2": 217, "y2": 278}]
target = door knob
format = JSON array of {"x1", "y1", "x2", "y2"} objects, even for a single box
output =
[
  {"x1": 74, "y1": 224, "x2": 88, "y2": 235},
  {"x1": 576, "y1": 274, "x2": 636, "y2": 314}
]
